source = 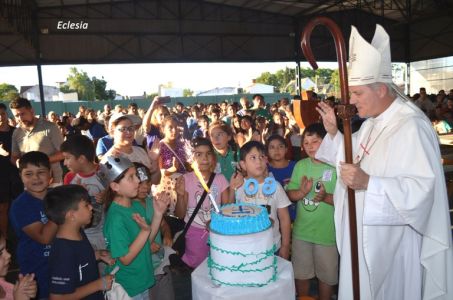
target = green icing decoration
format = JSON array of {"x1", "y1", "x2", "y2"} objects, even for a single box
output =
[{"x1": 208, "y1": 239, "x2": 278, "y2": 287}]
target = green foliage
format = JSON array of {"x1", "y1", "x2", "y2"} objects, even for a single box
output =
[
  {"x1": 329, "y1": 69, "x2": 340, "y2": 97},
  {"x1": 183, "y1": 88, "x2": 194, "y2": 97},
  {"x1": 92, "y1": 77, "x2": 116, "y2": 101},
  {"x1": 106, "y1": 89, "x2": 116, "y2": 100},
  {"x1": 0, "y1": 83, "x2": 18, "y2": 101},
  {"x1": 92, "y1": 76, "x2": 107, "y2": 100},
  {"x1": 64, "y1": 67, "x2": 95, "y2": 101},
  {"x1": 255, "y1": 71, "x2": 280, "y2": 90},
  {"x1": 59, "y1": 85, "x2": 76, "y2": 93},
  {"x1": 255, "y1": 67, "x2": 336, "y2": 93}
]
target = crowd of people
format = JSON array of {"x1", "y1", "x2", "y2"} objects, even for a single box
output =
[
  {"x1": 0, "y1": 80, "x2": 452, "y2": 299},
  {"x1": 412, "y1": 87, "x2": 453, "y2": 134},
  {"x1": 1, "y1": 93, "x2": 340, "y2": 300}
]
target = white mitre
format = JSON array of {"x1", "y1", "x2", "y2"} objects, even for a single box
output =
[{"x1": 348, "y1": 24, "x2": 393, "y2": 86}]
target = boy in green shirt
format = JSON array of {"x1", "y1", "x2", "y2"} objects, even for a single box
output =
[{"x1": 287, "y1": 123, "x2": 338, "y2": 300}]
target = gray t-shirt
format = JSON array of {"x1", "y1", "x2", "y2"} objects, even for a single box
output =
[{"x1": 12, "y1": 118, "x2": 64, "y2": 183}]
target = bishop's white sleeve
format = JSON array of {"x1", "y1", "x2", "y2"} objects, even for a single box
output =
[
  {"x1": 315, "y1": 131, "x2": 343, "y2": 166},
  {"x1": 363, "y1": 176, "x2": 406, "y2": 225}
]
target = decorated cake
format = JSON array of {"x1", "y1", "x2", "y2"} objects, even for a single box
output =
[{"x1": 208, "y1": 203, "x2": 277, "y2": 287}]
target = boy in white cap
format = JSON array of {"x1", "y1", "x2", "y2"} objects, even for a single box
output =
[{"x1": 316, "y1": 25, "x2": 453, "y2": 299}]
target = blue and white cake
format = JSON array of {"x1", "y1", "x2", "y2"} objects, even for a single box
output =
[{"x1": 208, "y1": 203, "x2": 277, "y2": 287}]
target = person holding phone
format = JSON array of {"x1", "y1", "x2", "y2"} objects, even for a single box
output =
[{"x1": 143, "y1": 96, "x2": 170, "y2": 150}]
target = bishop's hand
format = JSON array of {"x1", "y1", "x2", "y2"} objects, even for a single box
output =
[
  {"x1": 340, "y1": 162, "x2": 370, "y2": 190},
  {"x1": 316, "y1": 101, "x2": 338, "y2": 137}
]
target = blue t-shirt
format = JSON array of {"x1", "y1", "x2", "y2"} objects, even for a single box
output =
[
  {"x1": 145, "y1": 125, "x2": 162, "y2": 149},
  {"x1": 87, "y1": 122, "x2": 108, "y2": 140},
  {"x1": 96, "y1": 135, "x2": 113, "y2": 157},
  {"x1": 268, "y1": 160, "x2": 296, "y2": 188},
  {"x1": 9, "y1": 191, "x2": 51, "y2": 298},
  {"x1": 49, "y1": 231, "x2": 103, "y2": 299},
  {"x1": 268, "y1": 160, "x2": 297, "y2": 221}
]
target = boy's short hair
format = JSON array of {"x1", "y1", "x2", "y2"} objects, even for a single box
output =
[
  {"x1": 197, "y1": 115, "x2": 209, "y2": 122},
  {"x1": 302, "y1": 123, "x2": 327, "y2": 142},
  {"x1": 18, "y1": 151, "x2": 50, "y2": 173},
  {"x1": 240, "y1": 141, "x2": 265, "y2": 161},
  {"x1": 60, "y1": 135, "x2": 96, "y2": 162},
  {"x1": 44, "y1": 185, "x2": 90, "y2": 225},
  {"x1": 0, "y1": 103, "x2": 7, "y2": 110},
  {"x1": 9, "y1": 97, "x2": 32, "y2": 110}
]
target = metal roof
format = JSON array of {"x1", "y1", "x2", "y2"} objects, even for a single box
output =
[{"x1": 1, "y1": 0, "x2": 453, "y2": 66}]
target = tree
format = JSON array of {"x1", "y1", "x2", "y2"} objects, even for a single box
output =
[
  {"x1": 255, "y1": 67, "x2": 336, "y2": 94},
  {"x1": 183, "y1": 88, "x2": 194, "y2": 97},
  {"x1": 255, "y1": 72, "x2": 279, "y2": 89},
  {"x1": 329, "y1": 69, "x2": 340, "y2": 97},
  {"x1": 0, "y1": 83, "x2": 18, "y2": 101},
  {"x1": 275, "y1": 68, "x2": 296, "y2": 92},
  {"x1": 92, "y1": 76, "x2": 108, "y2": 100},
  {"x1": 106, "y1": 89, "x2": 116, "y2": 100},
  {"x1": 65, "y1": 67, "x2": 95, "y2": 101}
]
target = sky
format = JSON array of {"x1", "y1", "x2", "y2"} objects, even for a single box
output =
[{"x1": 0, "y1": 61, "x2": 337, "y2": 96}]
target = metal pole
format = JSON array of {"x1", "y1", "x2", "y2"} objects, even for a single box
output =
[{"x1": 36, "y1": 62, "x2": 46, "y2": 117}]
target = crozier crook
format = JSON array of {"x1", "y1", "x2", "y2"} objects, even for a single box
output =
[{"x1": 301, "y1": 16, "x2": 360, "y2": 300}]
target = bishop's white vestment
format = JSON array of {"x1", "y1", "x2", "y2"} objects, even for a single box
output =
[{"x1": 316, "y1": 97, "x2": 453, "y2": 300}]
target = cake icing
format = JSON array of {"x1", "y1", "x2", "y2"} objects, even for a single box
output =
[
  {"x1": 208, "y1": 203, "x2": 277, "y2": 287},
  {"x1": 210, "y1": 203, "x2": 271, "y2": 235}
]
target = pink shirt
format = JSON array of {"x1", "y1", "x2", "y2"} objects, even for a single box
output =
[
  {"x1": 183, "y1": 172, "x2": 228, "y2": 229},
  {"x1": 0, "y1": 278, "x2": 14, "y2": 300}
]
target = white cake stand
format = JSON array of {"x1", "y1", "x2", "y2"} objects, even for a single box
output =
[{"x1": 191, "y1": 256, "x2": 295, "y2": 300}]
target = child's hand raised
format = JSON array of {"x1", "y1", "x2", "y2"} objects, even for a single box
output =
[
  {"x1": 300, "y1": 176, "x2": 313, "y2": 197},
  {"x1": 230, "y1": 171, "x2": 244, "y2": 191},
  {"x1": 13, "y1": 273, "x2": 37, "y2": 300},
  {"x1": 313, "y1": 182, "x2": 326, "y2": 202},
  {"x1": 166, "y1": 157, "x2": 179, "y2": 174},
  {"x1": 153, "y1": 191, "x2": 171, "y2": 215},
  {"x1": 175, "y1": 176, "x2": 185, "y2": 196},
  {"x1": 148, "y1": 138, "x2": 161, "y2": 161},
  {"x1": 132, "y1": 213, "x2": 151, "y2": 232}
]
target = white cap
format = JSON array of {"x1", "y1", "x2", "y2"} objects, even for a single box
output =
[
  {"x1": 348, "y1": 24, "x2": 393, "y2": 86},
  {"x1": 108, "y1": 113, "x2": 142, "y2": 130}
]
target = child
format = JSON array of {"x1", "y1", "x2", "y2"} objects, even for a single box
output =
[
  {"x1": 0, "y1": 229, "x2": 37, "y2": 300},
  {"x1": 286, "y1": 123, "x2": 337, "y2": 300},
  {"x1": 266, "y1": 135, "x2": 297, "y2": 221},
  {"x1": 175, "y1": 138, "x2": 230, "y2": 268},
  {"x1": 192, "y1": 115, "x2": 209, "y2": 139},
  {"x1": 133, "y1": 163, "x2": 174, "y2": 300},
  {"x1": 159, "y1": 116, "x2": 189, "y2": 175},
  {"x1": 61, "y1": 135, "x2": 106, "y2": 250},
  {"x1": 158, "y1": 116, "x2": 190, "y2": 215},
  {"x1": 44, "y1": 185, "x2": 114, "y2": 299},
  {"x1": 100, "y1": 155, "x2": 170, "y2": 299},
  {"x1": 208, "y1": 121, "x2": 239, "y2": 182},
  {"x1": 230, "y1": 141, "x2": 291, "y2": 259},
  {"x1": 9, "y1": 151, "x2": 58, "y2": 299}
]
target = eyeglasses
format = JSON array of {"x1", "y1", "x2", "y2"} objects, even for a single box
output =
[
  {"x1": 211, "y1": 132, "x2": 226, "y2": 139},
  {"x1": 116, "y1": 126, "x2": 135, "y2": 133}
]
